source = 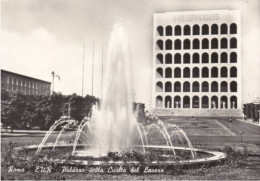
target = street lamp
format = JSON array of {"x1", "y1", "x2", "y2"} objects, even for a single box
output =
[{"x1": 51, "y1": 71, "x2": 60, "y2": 94}]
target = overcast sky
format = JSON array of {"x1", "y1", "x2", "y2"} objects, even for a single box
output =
[{"x1": 1, "y1": 0, "x2": 260, "y2": 106}]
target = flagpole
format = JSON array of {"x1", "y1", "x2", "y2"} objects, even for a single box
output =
[
  {"x1": 92, "y1": 42, "x2": 94, "y2": 96},
  {"x1": 82, "y1": 43, "x2": 85, "y2": 97},
  {"x1": 101, "y1": 42, "x2": 103, "y2": 100}
]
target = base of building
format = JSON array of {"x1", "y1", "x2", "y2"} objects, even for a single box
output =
[{"x1": 150, "y1": 108, "x2": 243, "y2": 118}]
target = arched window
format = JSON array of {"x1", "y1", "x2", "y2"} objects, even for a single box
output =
[
  {"x1": 192, "y1": 67, "x2": 200, "y2": 78},
  {"x1": 156, "y1": 40, "x2": 163, "y2": 50},
  {"x1": 156, "y1": 82, "x2": 163, "y2": 92},
  {"x1": 165, "y1": 67, "x2": 172, "y2": 78},
  {"x1": 221, "y1": 81, "x2": 228, "y2": 92},
  {"x1": 230, "y1": 52, "x2": 237, "y2": 63},
  {"x1": 156, "y1": 96, "x2": 163, "y2": 108},
  {"x1": 174, "y1": 82, "x2": 181, "y2": 92},
  {"x1": 202, "y1": 81, "x2": 209, "y2": 92},
  {"x1": 211, "y1": 38, "x2": 218, "y2": 49},
  {"x1": 165, "y1": 82, "x2": 172, "y2": 92},
  {"x1": 184, "y1": 39, "x2": 190, "y2": 49},
  {"x1": 174, "y1": 53, "x2": 181, "y2": 64},
  {"x1": 202, "y1": 53, "x2": 209, "y2": 63},
  {"x1": 166, "y1": 25, "x2": 172, "y2": 36},
  {"x1": 174, "y1": 39, "x2": 181, "y2": 50},
  {"x1": 193, "y1": 39, "x2": 200, "y2": 49},
  {"x1": 192, "y1": 96, "x2": 200, "y2": 108},
  {"x1": 156, "y1": 53, "x2": 163, "y2": 64},
  {"x1": 211, "y1": 81, "x2": 218, "y2": 92},
  {"x1": 202, "y1": 24, "x2": 209, "y2": 35},
  {"x1": 157, "y1": 26, "x2": 163, "y2": 36},
  {"x1": 183, "y1": 96, "x2": 190, "y2": 108},
  {"x1": 184, "y1": 25, "x2": 191, "y2": 35},
  {"x1": 193, "y1": 53, "x2": 200, "y2": 63},
  {"x1": 211, "y1": 67, "x2": 218, "y2": 78},
  {"x1": 202, "y1": 67, "x2": 209, "y2": 78},
  {"x1": 193, "y1": 25, "x2": 200, "y2": 35},
  {"x1": 221, "y1": 52, "x2": 227, "y2": 63},
  {"x1": 211, "y1": 96, "x2": 218, "y2": 109},
  {"x1": 221, "y1": 24, "x2": 228, "y2": 34},
  {"x1": 166, "y1": 39, "x2": 172, "y2": 50},
  {"x1": 183, "y1": 67, "x2": 190, "y2": 78},
  {"x1": 156, "y1": 68, "x2": 163, "y2": 78},
  {"x1": 174, "y1": 96, "x2": 181, "y2": 108},
  {"x1": 175, "y1": 25, "x2": 181, "y2": 36},
  {"x1": 221, "y1": 96, "x2": 228, "y2": 109},
  {"x1": 211, "y1": 53, "x2": 218, "y2": 63},
  {"x1": 202, "y1": 96, "x2": 209, "y2": 108},
  {"x1": 221, "y1": 38, "x2": 228, "y2": 49},
  {"x1": 165, "y1": 53, "x2": 172, "y2": 64},
  {"x1": 192, "y1": 82, "x2": 199, "y2": 92},
  {"x1": 183, "y1": 81, "x2": 190, "y2": 92},
  {"x1": 211, "y1": 24, "x2": 218, "y2": 34},
  {"x1": 174, "y1": 68, "x2": 181, "y2": 78},
  {"x1": 230, "y1": 81, "x2": 237, "y2": 92},
  {"x1": 202, "y1": 39, "x2": 209, "y2": 49},
  {"x1": 165, "y1": 96, "x2": 172, "y2": 108},
  {"x1": 183, "y1": 53, "x2": 190, "y2": 64},
  {"x1": 230, "y1": 67, "x2": 237, "y2": 77},
  {"x1": 230, "y1": 38, "x2": 237, "y2": 48},
  {"x1": 221, "y1": 67, "x2": 228, "y2": 77},
  {"x1": 230, "y1": 96, "x2": 237, "y2": 109},
  {"x1": 230, "y1": 23, "x2": 237, "y2": 34}
]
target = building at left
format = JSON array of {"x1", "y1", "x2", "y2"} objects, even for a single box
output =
[{"x1": 1, "y1": 69, "x2": 51, "y2": 95}]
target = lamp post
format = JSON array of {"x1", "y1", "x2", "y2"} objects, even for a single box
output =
[
  {"x1": 51, "y1": 71, "x2": 60, "y2": 94},
  {"x1": 239, "y1": 131, "x2": 245, "y2": 142}
]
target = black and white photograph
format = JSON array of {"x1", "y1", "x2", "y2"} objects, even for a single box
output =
[{"x1": 1, "y1": 0, "x2": 260, "y2": 180}]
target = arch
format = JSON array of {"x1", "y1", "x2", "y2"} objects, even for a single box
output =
[
  {"x1": 211, "y1": 24, "x2": 218, "y2": 34},
  {"x1": 184, "y1": 39, "x2": 190, "y2": 49},
  {"x1": 174, "y1": 39, "x2": 181, "y2": 50},
  {"x1": 174, "y1": 53, "x2": 181, "y2": 64},
  {"x1": 192, "y1": 67, "x2": 200, "y2": 78},
  {"x1": 183, "y1": 53, "x2": 190, "y2": 64},
  {"x1": 184, "y1": 25, "x2": 191, "y2": 35},
  {"x1": 230, "y1": 38, "x2": 237, "y2": 48},
  {"x1": 211, "y1": 81, "x2": 218, "y2": 92},
  {"x1": 183, "y1": 96, "x2": 190, "y2": 108},
  {"x1": 202, "y1": 24, "x2": 209, "y2": 35},
  {"x1": 221, "y1": 52, "x2": 227, "y2": 63},
  {"x1": 230, "y1": 81, "x2": 237, "y2": 92},
  {"x1": 183, "y1": 81, "x2": 190, "y2": 92},
  {"x1": 193, "y1": 24, "x2": 200, "y2": 35},
  {"x1": 211, "y1": 96, "x2": 218, "y2": 109},
  {"x1": 211, "y1": 52, "x2": 218, "y2": 63},
  {"x1": 221, "y1": 24, "x2": 228, "y2": 34},
  {"x1": 174, "y1": 82, "x2": 181, "y2": 92},
  {"x1": 156, "y1": 53, "x2": 163, "y2": 64},
  {"x1": 157, "y1": 26, "x2": 163, "y2": 36},
  {"x1": 221, "y1": 67, "x2": 228, "y2": 77},
  {"x1": 230, "y1": 23, "x2": 237, "y2": 34},
  {"x1": 183, "y1": 67, "x2": 190, "y2": 78},
  {"x1": 192, "y1": 96, "x2": 200, "y2": 108},
  {"x1": 221, "y1": 38, "x2": 228, "y2": 49},
  {"x1": 193, "y1": 39, "x2": 200, "y2": 49},
  {"x1": 175, "y1": 25, "x2": 181, "y2": 36},
  {"x1": 166, "y1": 25, "x2": 172, "y2": 36},
  {"x1": 174, "y1": 96, "x2": 181, "y2": 108},
  {"x1": 166, "y1": 39, "x2": 172, "y2": 50},
  {"x1": 230, "y1": 96, "x2": 237, "y2": 109},
  {"x1": 156, "y1": 82, "x2": 163, "y2": 92},
  {"x1": 156, "y1": 96, "x2": 163, "y2": 108},
  {"x1": 230, "y1": 52, "x2": 237, "y2": 63},
  {"x1": 156, "y1": 68, "x2": 163, "y2": 78},
  {"x1": 230, "y1": 67, "x2": 237, "y2": 77},
  {"x1": 202, "y1": 96, "x2": 209, "y2": 108},
  {"x1": 202, "y1": 67, "x2": 209, "y2": 78},
  {"x1": 193, "y1": 53, "x2": 200, "y2": 63},
  {"x1": 165, "y1": 53, "x2": 172, "y2": 64},
  {"x1": 174, "y1": 68, "x2": 181, "y2": 78},
  {"x1": 192, "y1": 81, "x2": 199, "y2": 92},
  {"x1": 165, "y1": 96, "x2": 172, "y2": 108},
  {"x1": 165, "y1": 81, "x2": 172, "y2": 92},
  {"x1": 221, "y1": 81, "x2": 228, "y2": 92},
  {"x1": 156, "y1": 40, "x2": 163, "y2": 50},
  {"x1": 202, "y1": 81, "x2": 209, "y2": 92},
  {"x1": 211, "y1": 38, "x2": 218, "y2": 49},
  {"x1": 211, "y1": 67, "x2": 218, "y2": 78},
  {"x1": 202, "y1": 38, "x2": 209, "y2": 49},
  {"x1": 165, "y1": 67, "x2": 172, "y2": 78},
  {"x1": 221, "y1": 96, "x2": 228, "y2": 109},
  {"x1": 202, "y1": 53, "x2": 209, "y2": 63}
]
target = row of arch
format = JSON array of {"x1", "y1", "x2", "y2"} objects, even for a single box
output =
[
  {"x1": 157, "y1": 23, "x2": 237, "y2": 36},
  {"x1": 156, "y1": 52, "x2": 237, "y2": 64},
  {"x1": 156, "y1": 81, "x2": 237, "y2": 92},
  {"x1": 156, "y1": 67, "x2": 237, "y2": 78},
  {"x1": 156, "y1": 38, "x2": 237, "y2": 50},
  {"x1": 156, "y1": 95, "x2": 238, "y2": 109}
]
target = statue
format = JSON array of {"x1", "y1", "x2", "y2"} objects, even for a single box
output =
[
  {"x1": 167, "y1": 101, "x2": 170, "y2": 109},
  {"x1": 222, "y1": 101, "x2": 226, "y2": 109},
  {"x1": 176, "y1": 101, "x2": 179, "y2": 108},
  {"x1": 212, "y1": 101, "x2": 216, "y2": 109},
  {"x1": 232, "y1": 101, "x2": 235, "y2": 109}
]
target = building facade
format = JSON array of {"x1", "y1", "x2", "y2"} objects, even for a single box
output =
[
  {"x1": 152, "y1": 10, "x2": 242, "y2": 116},
  {"x1": 1, "y1": 69, "x2": 51, "y2": 96}
]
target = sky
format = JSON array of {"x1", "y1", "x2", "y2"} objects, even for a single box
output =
[{"x1": 1, "y1": 0, "x2": 260, "y2": 107}]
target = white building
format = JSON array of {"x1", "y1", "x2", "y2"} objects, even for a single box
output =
[{"x1": 152, "y1": 10, "x2": 242, "y2": 117}]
